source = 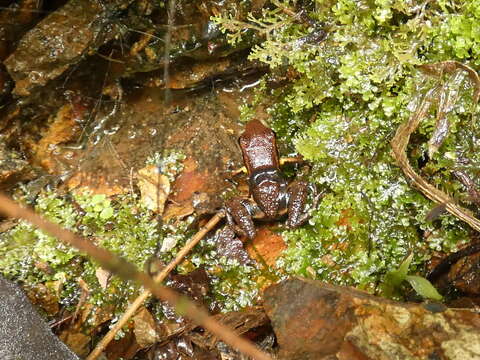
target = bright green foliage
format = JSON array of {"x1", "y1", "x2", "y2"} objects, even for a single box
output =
[
  {"x1": 0, "y1": 190, "x2": 264, "y2": 313},
  {"x1": 381, "y1": 253, "x2": 443, "y2": 300},
  {"x1": 431, "y1": 1, "x2": 480, "y2": 65},
  {"x1": 214, "y1": 0, "x2": 480, "y2": 296},
  {"x1": 0, "y1": 192, "x2": 161, "y2": 310},
  {"x1": 405, "y1": 275, "x2": 443, "y2": 301}
]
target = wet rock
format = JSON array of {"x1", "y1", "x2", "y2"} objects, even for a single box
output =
[
  {"x1": 264, "y1": 277, "x2": 480, "y2": 360},
  {"x1": 448, "y1": 251, "x2": 480, "y2": 295},
  {"x1": 121, "y1": 0, "x2": 256, "y2": 75},
  {"x1": 32, "y1": 104, "x2": 83, "y2": 174},
  {"x1": 0, "y1": 138, "x2": 33, "y2": 189},
  {"x1": 4, "y1": 0, "x2": 134, "y2": 96},
  {"x1": 0, "y1": 276, "x2": 79, "y2": 360},
  {"x1": 0, "y1": 65, "x2": 12, "y2": 100},
  {"x1": 0, "y1": 0, "x2": 44, "y2": 65}
]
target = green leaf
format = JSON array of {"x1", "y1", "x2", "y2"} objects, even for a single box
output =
[
  {"x1": 99, "y1": 207, "x2": 114, "y2": 220},
  {"x1": 389, "y1": 252, "x2": 413, "y2": 287},
  {"x1": 405, "y1": 275, "x2": 443, "y2": 301},
  {"x1": 395, "y1": 253, "x2": 413, "y2": 282},
  {"x1": 91, "y1": 194, "x2": 106, "y2": 205},
  {"x1": 380, "y1": 252, "x2": 413, "y2": 298}
]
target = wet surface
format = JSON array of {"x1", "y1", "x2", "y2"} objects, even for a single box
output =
[
  {"x1": 448, "y1": 251, "x2": 480, "y2": 295},
  {"x1": 60, "y1": 84, "x2": 250, "y2": 212},
  {"x1": 0, "y1": 138, "x2": 34, "y2": 189},
  {"x1": 4, "y1": 0, "x2": 134, "y2": 96},
  {"x1": 0, "y1": 0, "x2": 263, "y2": 205}
]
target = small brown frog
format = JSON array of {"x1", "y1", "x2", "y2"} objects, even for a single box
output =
[{"x1": 225, "y1": 119, "x2": 321, "y2": 239}]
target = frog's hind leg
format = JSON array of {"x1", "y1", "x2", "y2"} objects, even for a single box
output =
[
  {"x1": 286, "y1": 181, "x2": 323, "y2": 228},
  {"x1": 224, "y1": 198, "x2": 258, "y2": 240}
]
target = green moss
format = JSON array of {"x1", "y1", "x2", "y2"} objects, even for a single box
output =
[
  {"x1": 3, "y1": 1, "x2": 480, "y2": 321},
  {"x1": 0, "y1": 191, "x2": 161, "y2": 311},
  {"x1": 215, "y1": 0, "x2": 479, "y2": 295}
]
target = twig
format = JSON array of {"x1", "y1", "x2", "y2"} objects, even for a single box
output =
[
  {"x1": 0, "y1": 193, "x2": 271, "y2": 360},
  {"x1": 86, "y1": 212, "x2": 224, "y2": 360},
  {"x1": 390, "y1": 62, "x2": 480, "y2": 232},
  {"x1": 231, "y1": 156, "x2": 305, "y2": 176}
]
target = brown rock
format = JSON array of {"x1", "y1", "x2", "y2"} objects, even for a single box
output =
[
  {"x1": 264, "y1": 277, "x2": 480, "y2": 360},
  {"x1": 448, "y1": 252, "x2": 480, "y2": 295},
  {"x1": 4, "y1": 0, "x2": 133, "y2": 95}
]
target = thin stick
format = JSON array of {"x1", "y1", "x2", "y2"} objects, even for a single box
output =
[
  {"x1": 0, "y1": 194, "x2": 271, "y2": 360},
  {"x1": 231, "y1": 156, "x2": 305, "y2": 176},
  {"x1": 86, "y1": 212, "x2": 224, "y2": 360},
  {"x1": 391, "y1": 64, "x2": 480, "y2": 232}
]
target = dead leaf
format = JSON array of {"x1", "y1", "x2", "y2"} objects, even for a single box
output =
[
  {"x1": 25, "y1": 282, "x2": 60, "y2": 315},
  {"x1": 133, "y1": 307, "x2": 159, "y2": 348},
  {"x1": 162, "y1": 202, "x2": 194, "y2": 221},
  {"x1": 59, "y1": 331, "x2": 91, "y2": 358},
  {"x1": 246, "y1": 227, "x2": 286, "y2": 266},
  {"x1": 66, "y1": 172, "x2": 126, "y2": 196},
  {"x1": 105, "y1": 330, "x2": 140, "y2": 360},
  {"x1": 96, "y1": 267, "x2": 111, "y2": 290},
  {"x1": 137, "y1": 164, "x2": 170, "y2": 213}
]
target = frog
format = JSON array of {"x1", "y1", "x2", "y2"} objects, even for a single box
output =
[{"x1": 225, "y1": 119, "x2": 321, "y2": 240}]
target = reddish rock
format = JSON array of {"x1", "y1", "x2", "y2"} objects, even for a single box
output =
[{"x1": 264, "y1": 277, "x2": 480, "y2": 360}]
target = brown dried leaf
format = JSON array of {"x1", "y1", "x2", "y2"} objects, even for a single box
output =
[
  {"x1": 189, "y1": 307, "x2": 269, "y2": 349},
  {"x1": 133, "y1": 307, "x2": 159, "y2": 348},
  {"x1": 246, "y1": 227, "x2": 286, "y2": 267},
  {"x1": 96, "y1": 267, "x2": 111, "y2": 290},
  {"x1": 59, "y1": 331, "x2": 91, "y2": 358},
  {"x1": 162, "y1": 202, "x2": 194, "y2": 221},
  {"x1": 137, "y1": 164, "x2": 170, "y2": 213}
]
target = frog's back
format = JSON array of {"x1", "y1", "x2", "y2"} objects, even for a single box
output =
[{"x1": 239, "y1": 120, "x2": 279, "y2": 175}]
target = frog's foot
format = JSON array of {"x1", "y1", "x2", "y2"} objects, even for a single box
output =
[
  {"x1": 286, "y1": 181, "x2": 323, "y2": 228},
  {"x1": 225, "y1": 198, "x2": 258, "y2": 240}
]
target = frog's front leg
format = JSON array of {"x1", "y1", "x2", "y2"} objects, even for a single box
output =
[
  {"x1": 286, "y1": 181, "x2": 322, "y2": 229},
  {"x1": 225, "y1": 198, "x2": 262, "y2": 240}
]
